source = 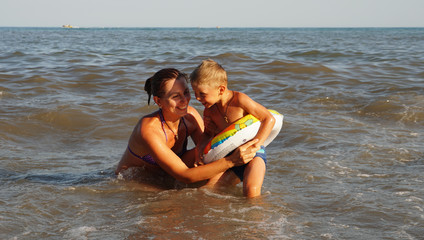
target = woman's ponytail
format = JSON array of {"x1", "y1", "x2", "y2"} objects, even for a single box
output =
[{"x1": 144, "y1": 77, "x2": 153, "y2": 105}]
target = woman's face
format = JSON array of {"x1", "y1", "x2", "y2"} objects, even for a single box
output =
[{"x1": 157, "y1": 77, "x2": 191, "y2": 116}]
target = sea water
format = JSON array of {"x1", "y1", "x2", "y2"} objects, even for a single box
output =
[{"x1": 1, "y1": 27, "x2": 423, "y2": 239}]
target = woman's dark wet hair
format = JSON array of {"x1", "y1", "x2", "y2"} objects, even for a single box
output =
[{"x1": 144, "y1": 68, "x2": 188, "y2": 105}]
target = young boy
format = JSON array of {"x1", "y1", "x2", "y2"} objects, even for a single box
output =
[{"x1": 190, "y1": 59, "x2": 275, "y2": 198}]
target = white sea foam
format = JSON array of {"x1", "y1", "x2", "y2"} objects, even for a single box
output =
[
  {"x1": 65, "y1": 226, "x2": 97, "y2": 240},
  {"x1": 395, "y1": 191, "x2": 411, "y2": 196}
]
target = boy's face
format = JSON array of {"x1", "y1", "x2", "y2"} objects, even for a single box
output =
[{"x1": 191, "y1": 83, "x2": 221, "y2": 108}]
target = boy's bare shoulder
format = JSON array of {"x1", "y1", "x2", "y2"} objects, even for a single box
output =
[
  {"x1": 232, "y1": 91, "x2": 254, "y2": 106},
  {"x1": 234, "y1": 91, "x2": 250, "y2": 99}
]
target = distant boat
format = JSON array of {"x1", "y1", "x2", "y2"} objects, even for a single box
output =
[{"x1": 62, "y1": 24, "x2": 79, "y2": 29}]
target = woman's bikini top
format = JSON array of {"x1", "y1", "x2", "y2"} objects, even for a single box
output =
[{"x1": 127, "y1": 110, "x2": 188, "y2": 165}]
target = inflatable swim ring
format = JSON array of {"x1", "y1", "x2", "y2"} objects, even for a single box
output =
[{"x1": 203, "y1": 109, "x2": 283, "y2": 164}]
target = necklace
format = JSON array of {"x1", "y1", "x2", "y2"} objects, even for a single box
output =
[
  {"x1": 163, "y1": 119, "x2": 180, "y2": 140},
  {"x1": 159, "y1": 109, "x2": 180, "y2": 140},
  {"x1": 217, "y1": 91, "x2": 234, "y2": 123}
]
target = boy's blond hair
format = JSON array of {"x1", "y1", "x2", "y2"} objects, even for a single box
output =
[{"x1": 190, "y1": 59, "x2": 227, "y2": 87}]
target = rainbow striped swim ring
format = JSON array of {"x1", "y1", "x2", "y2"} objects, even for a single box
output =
[{"x1": 203, "y1": 109, "x2": 283, "y2": 164}]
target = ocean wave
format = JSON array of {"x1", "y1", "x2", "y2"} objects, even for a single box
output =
[
  {"x1": 357, "y1": 94, "x2": 424, "y2": 125},
  {"x1": 256, "y1": 60, "x2": 336, "y2": 74},
  {"x1": 0, "y1": 73, "x2": 18, "y2": 80},
  {"x1": 65, "y1": 65, "x2": 107, "y2": 73},
  {"x1": 26, "y1": 105, "x2": 100, "y2": 131},
  {"x1": 202, "y1": 52, "x2": 254, "y2": 62},
  {"x1": 65, "y1": 226, "x2": 98, "y2": 240},
  {"x1": 1, "y1": 51, "x2": 25, "y2": 59},
  {"x1": 110, "y1": 59, "x2": 143, "y2": 67},
  {"x1": 289, "y1": 50, "x2": 352, "y2": 58},
  {"x1": 80, "y1": 73, "x2": 107, "y2": 81},
  {"x1": 4, "y1": 170, "x2": 114, "y2": 186},
  {"x1": 24, "y1": 75, "x2": 51, "y2": 84}
]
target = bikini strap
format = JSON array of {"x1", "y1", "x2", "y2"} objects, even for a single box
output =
[
  {"x1": 127, "y1": 145, "x2": 157, "y2": 165},
  {"x1": 181, "y1": 117, "x2": 189, "y2": 137},
  {"x1": 159, "y1": 109, "x2": 188, "y2": 152}
]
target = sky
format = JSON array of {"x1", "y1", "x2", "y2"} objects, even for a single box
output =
[{"x1": 1, "y1": 0, "x2": 423, "y2": 28}]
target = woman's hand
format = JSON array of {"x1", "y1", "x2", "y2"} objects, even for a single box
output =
[
  {"x1": 227, "y1": 139, "x2": 260, "y2": 167},
  {"x1": 194, "y1": 146, "x2": 204, "y2": 167}
]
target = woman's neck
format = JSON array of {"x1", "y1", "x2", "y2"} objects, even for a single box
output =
[{"x1": 159, "y1": 108, "x2": 181, "y2": 125}]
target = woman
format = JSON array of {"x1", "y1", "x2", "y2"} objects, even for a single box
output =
[{"x1": 115, "y1": 68, "x2": 259, "y2": 188}]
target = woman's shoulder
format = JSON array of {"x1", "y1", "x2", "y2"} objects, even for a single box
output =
[
  {"x1": 139, "y1": 111, "x2": 162, "y2": 134},
  {"x1": 184, "y1": 106, "x2": 201, "y2": 120},
  {"x1": 183, "y1": 106, "x2": 204, "y2": 131},
  {"x1": 142, "y1": 110, "x2": 160, "y2": 119},
  {"x1": 186, "y1": 105, "x2": 200, "y2": 115}
]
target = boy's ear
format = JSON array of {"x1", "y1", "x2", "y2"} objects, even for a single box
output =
[{"x1": 218, "y1": 85, "x2": 226, "y2": 95}]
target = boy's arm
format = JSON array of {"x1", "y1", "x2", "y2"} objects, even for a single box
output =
[
  {"x1": 238, "y1": 92, "x2": 275, "y2": 146},
  {"x1": 195, "y1": 109, "x2": 217, "y2": 166},
  {"x1": 185, "y1": 105, "x2": 205, "y2": 145}
]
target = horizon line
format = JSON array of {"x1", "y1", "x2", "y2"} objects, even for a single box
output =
[{"x1": 1, "y1": 26, "x2": 424, "y2": 29}]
